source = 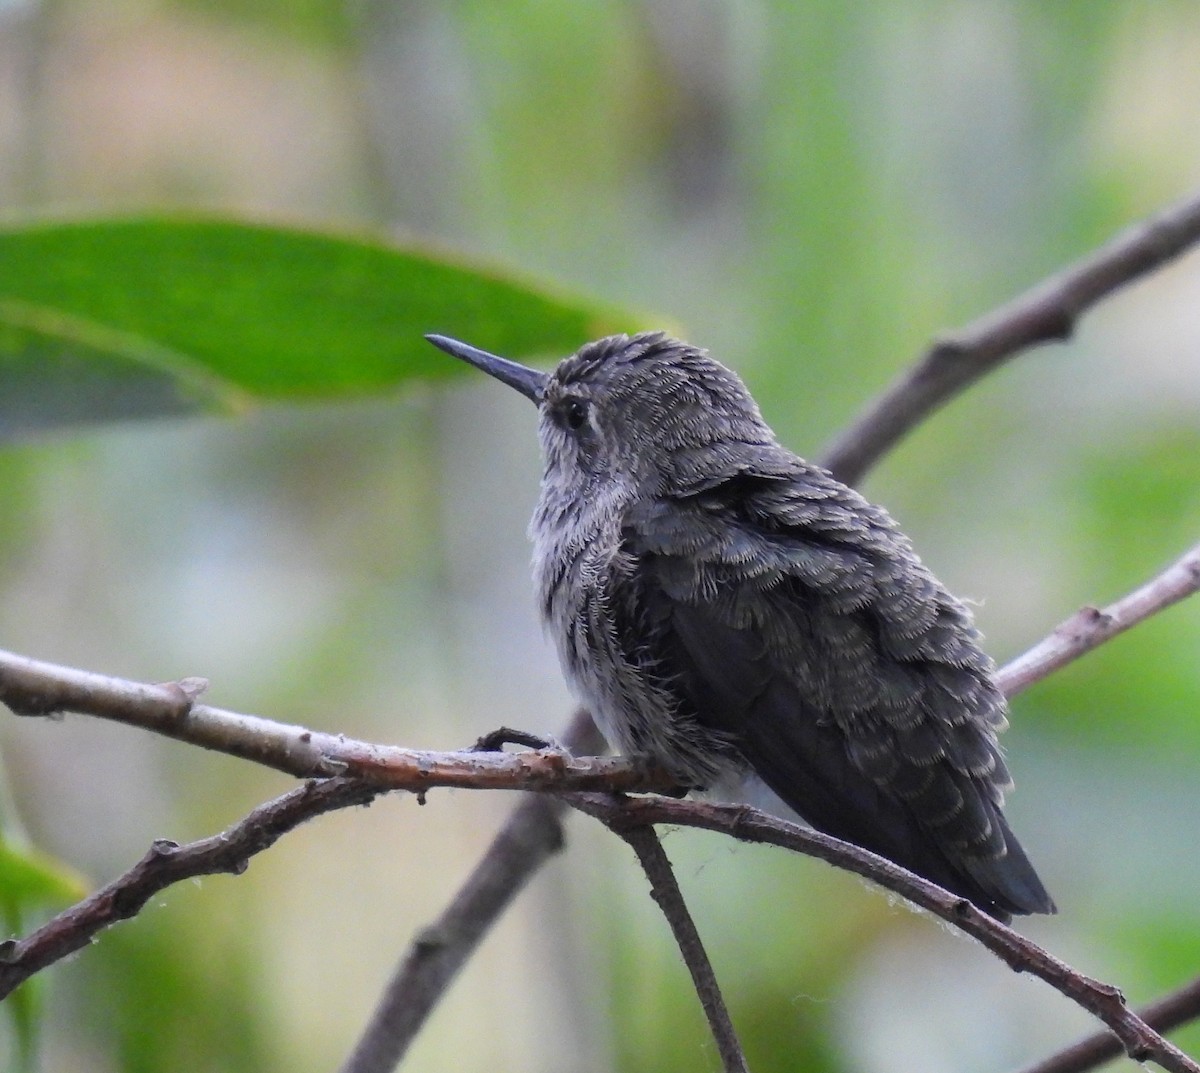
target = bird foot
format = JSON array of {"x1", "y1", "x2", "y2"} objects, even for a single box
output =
[{"x1": 470, "y1": 726, "x2": 570, "y2": 756}]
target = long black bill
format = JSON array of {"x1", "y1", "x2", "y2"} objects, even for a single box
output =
[{"x1": 425, "y1": 334, "x2": 548, "y2": 403}]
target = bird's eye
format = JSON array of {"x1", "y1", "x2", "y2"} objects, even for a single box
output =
[{"x1": 561, "y1": 397, "x2": 589, "y2": 430}]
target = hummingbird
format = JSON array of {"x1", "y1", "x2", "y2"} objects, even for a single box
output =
[{"x1": 428, "y1": 330, "x2": 1055, "y2": 920}]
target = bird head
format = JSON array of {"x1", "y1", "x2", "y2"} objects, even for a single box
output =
[{"x1": 427, "y1": 332, "x2": 779, "y2": 495}]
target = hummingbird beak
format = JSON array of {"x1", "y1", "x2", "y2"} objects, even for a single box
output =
[{"x1": 425, "y1": 334, "x2": 548, "y2": 404}]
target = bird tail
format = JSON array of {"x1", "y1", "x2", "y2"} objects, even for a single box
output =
[{"x1": 962, "y1": 810, "x2": 1056, "y2": 920}]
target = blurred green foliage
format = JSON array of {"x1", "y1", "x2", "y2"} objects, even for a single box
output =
[
  {"x1": 174, "y1": 0, "x2": 355, "y2": 49},
  {"x1": 85, "y1": 892, "x2": 273, "y2": 1073},
  {"x1": 1026, "y1": 425, "x2": 1200, "y2": 751},
  {"x1": 0, "y1": 834, "x2": 86, "y2": 1073},
  {"x1": 0, "y1": 2, "x2": 1197, "y2": 1072}
]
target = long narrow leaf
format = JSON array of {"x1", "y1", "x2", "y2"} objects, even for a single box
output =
[{"x1": 0, "y1": 217, "x2": 650, "y2": 437}]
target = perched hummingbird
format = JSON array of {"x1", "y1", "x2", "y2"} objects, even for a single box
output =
[{"x1": 428, "y1": 331, "x2": 1054, "y2": 920}]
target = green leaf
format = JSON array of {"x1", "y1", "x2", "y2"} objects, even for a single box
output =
[
  {"x1": 0, "y1": 217, "x2": 649, "y2": 438},
  {"x1": 0, "y1": 837, "x2": 88, "y2": 1072},
  {"x1": 0, "y1": 837, "x2": 87, "y2": 917}
]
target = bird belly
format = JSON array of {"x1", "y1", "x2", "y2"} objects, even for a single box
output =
[{"x1": 537, "y1": 541, "x2": 739, "y2": 788}]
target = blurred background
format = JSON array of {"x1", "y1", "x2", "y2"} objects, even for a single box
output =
[{"x1": 1, "y1": 2, "x2": 1199, "y2": 1071}]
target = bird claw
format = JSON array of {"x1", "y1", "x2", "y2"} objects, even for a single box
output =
[{"x1": 470, "y1": 726, "x2": 568, "y2": 755}]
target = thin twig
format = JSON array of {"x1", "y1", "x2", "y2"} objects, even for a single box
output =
[
  {"x1": 819, "y1": 188, "x2": 1200, "y2": 485},
  {"x1": 0, "y1": 777, "x2": 382, "y2": 1001},
  {"x1": 998, "y1": 543, "x2": 1200, "y2": 698},
  {"x1": 566, "y1": 794, "x2": 1200, "y2": 1073},
  {"x1": 336, "y1": 709, "x2": 604, "y2": 1073},
  {"x1": 1015, "y1": 975, "x2": 1200, "y2": 1073},
  {"x1": 611, "y1": 822, "x2": 750, "y2": 1073}
]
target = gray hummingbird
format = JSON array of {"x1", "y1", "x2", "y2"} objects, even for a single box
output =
[{"x1": 427, "y1": 331, "x2": 1055, "y2": 920}]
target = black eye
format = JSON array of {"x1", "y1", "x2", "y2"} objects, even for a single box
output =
[{"x1": 561, "y1": 397, "x2": 589, "y2": 430}]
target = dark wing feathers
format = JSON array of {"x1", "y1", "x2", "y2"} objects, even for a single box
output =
[{"x1": 623, "y1": 466, "x2": 1054, "y2": 919}]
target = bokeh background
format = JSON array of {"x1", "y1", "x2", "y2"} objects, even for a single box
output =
[{"x1": 2, "y1": 2, "x2": 1199, "y2": 1071}]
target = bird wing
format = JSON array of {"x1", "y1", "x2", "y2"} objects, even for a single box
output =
[{"x1": 621, "y1": 467, "x2": 1054, "y2": 918}]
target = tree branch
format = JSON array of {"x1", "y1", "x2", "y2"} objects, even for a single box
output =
[
  {"x1": 9, "y1": 538, "x2": 1195, "y2": 798},
  {"x1": 0, "y1": 648, "x2": 675, "y2": 795},
  {"x1": 0, "y1": 777, "x2": 382, "y2": 1001},
  {"x1": 819, "y1": 188, "x2": 1200, "y2": 485},
  {"x1": 1015, "y1": 975, "x2": 1200, "y2": 1073},
  {"x1": 566, "y1": 794, "x2": 1200, "y2": 1073},
  {"x1": 336, "y1": 709, "x2": 604, "y2": 1073},
  {"x1": 998, "y1": 542, "x2": 1200, "y2": 699},
  {"x1": 607, "y1": 820, "x2": 750, "y2": 1073},
  {"x1": 7, "y1": 748, "x2": 1197, "y2": 1073}
]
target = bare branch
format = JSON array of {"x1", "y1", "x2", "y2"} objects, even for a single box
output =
[
  {"x1": 819, "y1": 189, "x2": 1200, "y2": 485},
  {"x1": 567, "y1": 794, "x2": 1200, "y2": 1073},
  {"x1": 0, "y1": 777, "x2": 382, "y2": 1001},
  {"x1": 0, "y1": 647, "x2": 675, "y2": 796},
  {"x1": 610, "y1": 821, "x2": 750, "y2": 1073},
  {"x1": 339, "y1": 794, "x2": 567, "y2": 1073},
  {"x1": 1015, "y1": 975, "x2": 1200, "y2": 1073},
  {"x1": 999, "y1": 543, "x2": 1200, "y2": 698},
  {"x1": 336, "y1": 709, "x2": 604, "y2": 1073}
]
